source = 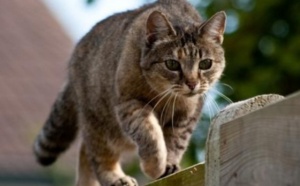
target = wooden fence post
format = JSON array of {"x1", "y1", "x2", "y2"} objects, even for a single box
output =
[
  {"x1": 147, "y1": 91, "x2": 300, "y2": 186},
  {"x1": 206, "y1": 93, "x2": 300, "y2": 186}
]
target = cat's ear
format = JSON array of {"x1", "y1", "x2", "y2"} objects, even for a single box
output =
[
  {"x1": 199, "y1": 11, "x2": 226, "y2": 44},
  {"x1": 146, "y1": 11, "x2": 176, "y2": 45}
]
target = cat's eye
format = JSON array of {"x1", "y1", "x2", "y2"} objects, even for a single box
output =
[
  {"x1": 199, "y1": 59, "x2": 212, "y2": 70},
  {"x1": 165, "y1": 59, "x2": 181, "y2": 71}
]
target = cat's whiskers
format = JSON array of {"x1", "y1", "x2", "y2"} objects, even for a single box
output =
[
  {"x1": 171, "y1": 85, "x2": 183, "y2": 95},
  {"x1": 146, "y1": 88, "x2": 171, "y2": 106},
  {"x1": 151, "y1": 88, "x2": 173, "y2": 114},
  {"x1": 171, "y1": 93, "x2": 178, "y2": 133},
  {"x1": 160, "y1": 92, "x2": 174, "y2": 125},
  {"x1": 210, "y1": 88, "x2": 233, "y2": 104},
  {"x1": 219, "y1": 82, "x2": 234, "y2": 91},
  {"x1": 207, "y1": 92, "x2": 221, "y2": 112},
  {"x1": 202, "y1": 93, "x2": 212, "y2": 123},
  {"x1": 136, "y1": 88, "x2": 172, "y2": 122}
]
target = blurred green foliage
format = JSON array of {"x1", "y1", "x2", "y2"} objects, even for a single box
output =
[
  {"x1": 199, "y1": 0, "x2": 300, "y2": 101},
  {"x1": 86, "y1": 0, "x2": 96, "y2": 5}
]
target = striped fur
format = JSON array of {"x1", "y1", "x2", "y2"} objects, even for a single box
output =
[
  {"x1": 33, "y1": 84, "x2": 78, "y2": 166},
  {"x1": 33, "y1": 0, "x2": 226, "y2": 185}
]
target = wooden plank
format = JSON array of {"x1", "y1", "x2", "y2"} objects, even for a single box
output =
[
  {"x1": 206, "y1": 92, "x2": 300, "y2": 186},
  {"x1": 146, "y1": 163, "x2": 205, "y2": 186}
]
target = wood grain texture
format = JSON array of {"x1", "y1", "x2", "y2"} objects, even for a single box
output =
[
  {"x1": 146, "y1": 163, "x2": 205, "y2": 186},
  {"x1": 206, "y1": 92, "x2": 300, "y2": 186}
]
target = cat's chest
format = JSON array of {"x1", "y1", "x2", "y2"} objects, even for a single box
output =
[{"x1": 153, "y1": 95, "x2": 200, "y2": 125}]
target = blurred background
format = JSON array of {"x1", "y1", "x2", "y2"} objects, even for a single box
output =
[{"x1": 0, "y1": 0, "x2": 299, "y2": 185}]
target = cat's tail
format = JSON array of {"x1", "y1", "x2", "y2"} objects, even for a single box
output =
[{"x1": 33, "y1": 83, "x2": 78, "y2": 166}]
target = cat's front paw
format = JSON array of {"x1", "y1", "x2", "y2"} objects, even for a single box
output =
[
  {"x1": 111, "y1": 176, "x2": 138, "y2": 186},
  {"x1": 158, "y1": 164, "x2": 180, "y2": 179},
  {"x1": 140, "y1": 159, "x2": 166, "y2": 179},
  {"x1": 139, "y1": 137, "x2": 167, "y2": 179}
]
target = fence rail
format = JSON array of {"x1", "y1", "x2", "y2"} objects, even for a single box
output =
[{"x1": 148, "y1": 91, "x2": 300, "y2": 186}]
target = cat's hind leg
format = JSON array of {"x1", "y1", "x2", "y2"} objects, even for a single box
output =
[
  {"x1": 80, "y1": 131, "x2": 138, "y2": 186},
  {"x1": 76, "y1": 142, "x2": 100, "y2": 186},
  {"x1": 90, "y1": 147, "x2": 138, "y2": 186}
]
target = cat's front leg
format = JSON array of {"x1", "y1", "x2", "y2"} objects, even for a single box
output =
[
  {"x1": 160, "y1": 118, "x2": 198, "y2": 178},
  {"x1": 116, "y1": 100, "x2": 167, "y2": 179}
]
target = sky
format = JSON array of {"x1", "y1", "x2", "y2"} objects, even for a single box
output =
[{"x1": 42, "y1": 0, "x2": 145, "y2": 42}]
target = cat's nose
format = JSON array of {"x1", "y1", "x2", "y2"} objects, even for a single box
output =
[{"x1": 186, "y1": 81, "x2": 197, "y2": 90}]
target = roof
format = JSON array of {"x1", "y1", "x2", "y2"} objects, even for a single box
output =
[{"x1": 0, "y1": 0, "x2": 77, "y2": 179}]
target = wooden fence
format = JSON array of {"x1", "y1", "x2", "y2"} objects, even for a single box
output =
[{"x1": 148, "y1": 91, "x2": 300, "y2": 186}]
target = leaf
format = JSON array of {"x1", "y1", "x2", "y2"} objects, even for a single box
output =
[{"x1": 86, "y1": 0, "x2": 96, "y2": 5}]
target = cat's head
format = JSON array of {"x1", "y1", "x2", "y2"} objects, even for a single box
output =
[{"x1": 141, "y1": 11, "x2": 226, "y2": 98}]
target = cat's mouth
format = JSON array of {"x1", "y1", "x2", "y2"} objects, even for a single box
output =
[
  {"x1": 172, "y1": 86, "x2": 203, "y2": 97},
  {"x1": 184, "y1": 92, "x2": 198, "y2": 97},
  {"x1": 182, "y1": 89, "x2": 207, "y2": 97},
  {"x1": 172, "y1": 89, "x2": 198, "y2": 97}
]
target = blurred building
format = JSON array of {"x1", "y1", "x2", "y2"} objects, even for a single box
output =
[{"x1": 0, "y1": 0, "x2": 77, "y2": 185}]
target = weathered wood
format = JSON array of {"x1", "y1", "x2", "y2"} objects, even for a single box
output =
[
  {"x1": 146, "y1": 163, "x2": 205, "y2": 186},
  {"x1": 206, "y1": 92, "x2": 300, "y2": 186}
]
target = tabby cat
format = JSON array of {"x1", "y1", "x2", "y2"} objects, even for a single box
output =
[{"x1": 33, "y1": 0, "x2": 226, "y2": 185}]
